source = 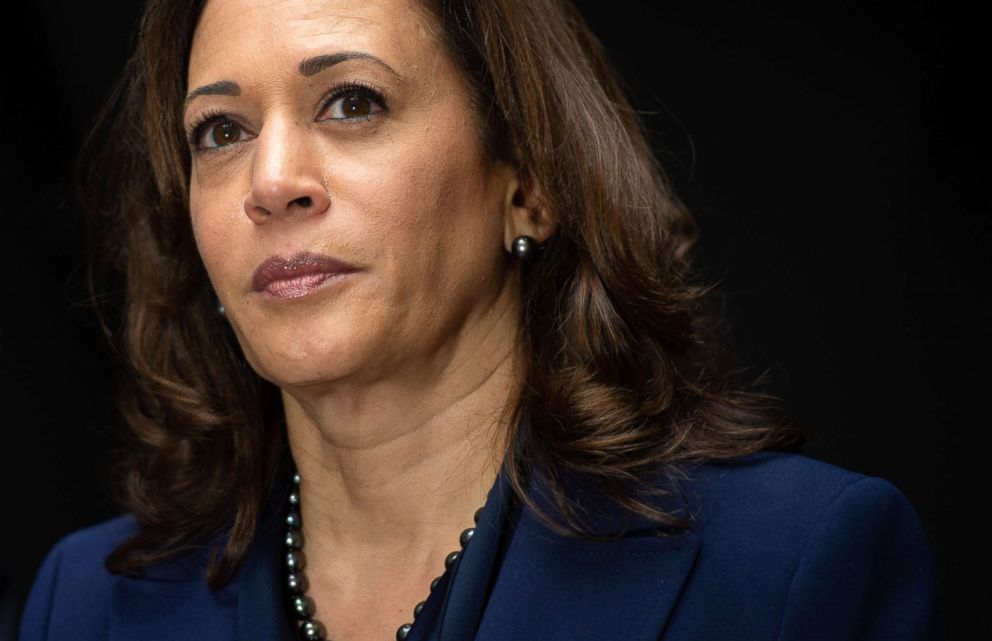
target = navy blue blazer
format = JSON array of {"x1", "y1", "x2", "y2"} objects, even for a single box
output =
[{"x1": 19, "y1": 450, "x2": 943, "y2": 640}]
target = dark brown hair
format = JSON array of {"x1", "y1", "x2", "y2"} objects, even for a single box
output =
[{"x1": 83, "y1": 0, "x2": 803, "y2": 588}]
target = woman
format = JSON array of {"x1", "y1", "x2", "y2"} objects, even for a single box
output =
[{"x1": 19, "y1": 0, "x2": 943, "y2": 639}]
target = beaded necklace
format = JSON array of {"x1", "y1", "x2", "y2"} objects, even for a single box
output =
[{"x1": 283, "y1": 471, "x2": 482, "y2": 641}]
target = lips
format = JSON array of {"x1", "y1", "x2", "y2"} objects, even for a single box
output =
[{"x1": 252, "y1": 252, "x2": 358, "y2": 298}]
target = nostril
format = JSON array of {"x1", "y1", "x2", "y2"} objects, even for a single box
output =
[{"x1": 245, "y1": 190, "x2": 326, "y2": 223}]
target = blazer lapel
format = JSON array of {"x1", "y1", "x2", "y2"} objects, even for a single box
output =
[
  {"x1": 109, "y1": 471, "x2": 295, "y2": 641},
  {"x1": 474, "y1": 467, "x2": 701, "y2": 641},
  {"x1": 234, "y1": 480, "x2": 296, "y2": 641},
  {"x1": 109, "y1": 460, "x2": 700, "y2": 641}
]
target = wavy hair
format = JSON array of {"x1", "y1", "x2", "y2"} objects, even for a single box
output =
[{"x1": 82, "y1": 0, "x2": 804, "y2": 588}]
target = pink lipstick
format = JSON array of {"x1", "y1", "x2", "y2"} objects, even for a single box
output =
[{"x1": 252, "y1": 252, "x2": 358, "y2": 299}]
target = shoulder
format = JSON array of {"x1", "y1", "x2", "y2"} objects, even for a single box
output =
[
  {"x1": 681, "y1": 449, "x2": 920, "y2": 525},
  {"x1": 668, "y1": 451, "x2": 943, "y2": 639},
  {"x1": 685, "y1": 449, "x2": 876, "y2": 499},
  {"x1": 28, "y1": 513, "x2": 139, "y2": 593},
  {"x1": 19, "y1": 514, "x2": 138, "y2": 641},
  {"x1": 44, "y1": 513, "x2": 139, "y2": 562},
  {"x1": 21, "y1": 513, "x2": 250, "y2": 641},
  {"x1": 686, "y1": 451, "x2": 905, "y2": 508},
  {"x1": 679, "y1": 450, "x2": 932, "y2": 573}
]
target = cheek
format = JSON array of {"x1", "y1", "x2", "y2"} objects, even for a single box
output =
[
  {"x1": 189, "y1": 186, "x2": 219, "y2": 271},
  {"x1": 353, "y1": 122, "x2": 502, "y2": 288},
  {"x1": 189, "y1": 186, "x2": 236, "y2": 302},
  {"x1": 188, "y1": 176, "x2": 244, "y2": 292}
]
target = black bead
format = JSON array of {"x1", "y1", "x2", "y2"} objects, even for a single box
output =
[
  {"x1": 286, "y1": 550, "x2": 307, "y2": 572},
  {"x1": 396, "y1": 623, "x2": 412, "y2": 640},
  {"x1": 286, "y1": 510, "x2": 302, "y2": 530},
  {"x1": 288, "y1": 491, "x2": 300, "y2": 506},
  {"x1": 430, "y1": 576, "x2": 441, "y2": 590},
  {"x1": 299, "y1": 620, "x2": 326, "y2": 641},
  {"x1": 292, "y1": 472, "x2": 302, "y2": 485},
  {"x1": 287, "y1": 571, "x2": 308, "y2": 594},
  {"x1": 459, "y1": 527, "x2": 475, "y2": 547},
  {"x1": 413, "y1": 601, "x2": 425, "y2": 618},
  {"x1": 444, "y1": 551, "x2": 460, "y2": 569},
  {"x1": 285, "y1": 528, "x2": 304, "y2": 550},
  {"x1": 291, "y1": 595, "x2": 315, "y2": 619},
  {"x1": 473, "y1": 507, "x2": 483, "y2": 524}
]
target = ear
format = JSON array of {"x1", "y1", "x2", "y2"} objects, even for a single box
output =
[{"x1": 502, "y1": 166, "x2": 555, "y2": 253}]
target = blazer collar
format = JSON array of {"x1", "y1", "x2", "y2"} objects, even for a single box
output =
[
  {"x1": 467, "y1": 464, "x2": 700, "y2": 641},
  {"x1": 110, "y1": 460, "x2": 700, "y2": 641},
  {"x1": 108, "y1": 469, "x2": 294, "y2": 641}
]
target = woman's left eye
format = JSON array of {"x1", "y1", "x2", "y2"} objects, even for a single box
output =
[{"x1": 322, "y1": 87, "x2": 385, "y2": 120}]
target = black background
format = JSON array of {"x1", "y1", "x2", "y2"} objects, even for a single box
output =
[{"x1": 0, "y1": 1, "x2": 985, "y2": 638}]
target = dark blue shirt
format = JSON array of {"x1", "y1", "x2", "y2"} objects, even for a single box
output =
[{"x1": 20, "y1": 450, "x2": 944, "y2": 640}]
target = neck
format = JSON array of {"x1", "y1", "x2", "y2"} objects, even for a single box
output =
[{"x1": 282, "y1": 305, "x2": 521, "y2": 560}]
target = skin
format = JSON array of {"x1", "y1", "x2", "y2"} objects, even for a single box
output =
[{"x1": 185, "y1": 0, "x2": 553, "y2": 638}]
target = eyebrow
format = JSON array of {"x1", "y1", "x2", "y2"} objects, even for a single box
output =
[
  {"x1": 298, "y1": 51, "x2": 401, "y2": 80},
  {"x1": 184, "y1": 80, "x2": 240, "y2": 109},
  {"x1": 184, "y1": 50, "x2": 402, "y2": 113}
]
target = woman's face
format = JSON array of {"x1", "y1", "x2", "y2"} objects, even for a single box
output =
[{"x1": 185, "y1": 0, "x2": 521, "y2": 389}]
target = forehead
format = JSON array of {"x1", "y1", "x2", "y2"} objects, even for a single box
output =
[{"x1": 188, "y1": 0, "x2": 439, "y2": 84}]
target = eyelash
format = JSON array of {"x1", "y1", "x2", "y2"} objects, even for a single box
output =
[{"x1": 184, "y1": 80, "x2": 388, "y2": 153}]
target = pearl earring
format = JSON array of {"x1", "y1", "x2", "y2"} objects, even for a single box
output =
[{"x1": 512, "y1": 235, "x2": 541, "y2": 261}]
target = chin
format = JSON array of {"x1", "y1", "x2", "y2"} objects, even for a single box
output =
[
  {"x1": 235, "y1": 323, "x2": 365, "y2": 390},
  {"x1": 251, "y1": 353, "x2": 357, "y2": 391}
]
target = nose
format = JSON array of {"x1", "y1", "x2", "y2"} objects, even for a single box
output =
[{"x1": 243, "y1": 117, "x2": 330, "y2": 224}]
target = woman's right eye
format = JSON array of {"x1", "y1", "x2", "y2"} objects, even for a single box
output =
[{"x1": 198, "y1": 119, "x2": 245, "y2": 150}]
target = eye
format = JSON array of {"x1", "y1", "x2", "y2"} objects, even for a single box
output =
[
  {"x1": 201, "y1": 119, "x2": 245, "y2": 149},
  {"x1": 321, "y1": 85, "x2": 386, "y2": 121},
  {"x1": 187, "y1": 113, "x2": 248, "y2": 152}
]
